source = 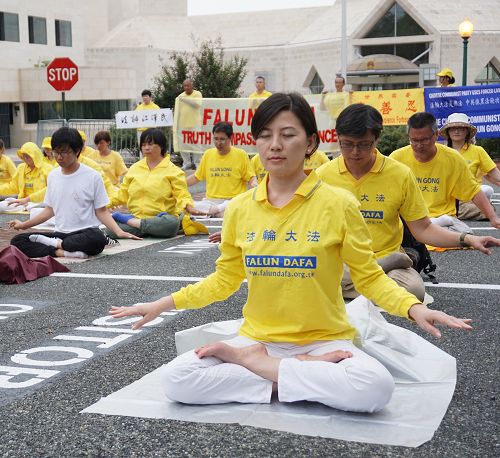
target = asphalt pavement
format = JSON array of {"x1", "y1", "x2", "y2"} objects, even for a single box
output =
[{"x1": 0, "y1": 201, "x2": 499, "y2": 457}]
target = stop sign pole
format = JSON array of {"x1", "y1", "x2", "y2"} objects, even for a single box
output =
[{"x1": 46, "y1": 57, "x2": 79, "y2": 120}]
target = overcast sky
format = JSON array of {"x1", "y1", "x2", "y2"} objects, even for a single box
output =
[{"x1": 188, "y1": 0, "x2": 335, "y2": 16}]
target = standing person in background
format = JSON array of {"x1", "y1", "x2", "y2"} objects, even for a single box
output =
[
  {"x1": 135, "y1": 89, "x2": 160, "y2": 158},
  {"x1": 110, "y1": 92, "x2": 472, "y2": 414},
  {"x1": 175, "y1": 79, "x2": 202, "y2": 170},
  {"x1": 186, "y1": 122, "x2": 254, "y2": 217},
  {"x1": 41, "y1": 137, "x2": 57, "y2": 168},
  {"x1": 390, "y1": 112, "x2": 500, "y2": 232},
  {"x1": 436, "y1": 68, "x2": 456, "y2": 87},
  {"x1": 320, "y1": 75, "x2": 348, "y2": 127},
  {"x1": 0, "y1": 139, "x2": 16, "y2": 185},
  {"x1": 249, "y1": 76, "x2": 272, "y2": 109},
  {"x1": 89, "y1": 130, "x2": 127, "y2": 186},
  {"x1": 439, "y1": 113, "x2": 500, "y2": 220}
]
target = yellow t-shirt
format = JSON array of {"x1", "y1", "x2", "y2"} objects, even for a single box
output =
[
  {"x1": 317, "y1": 151, "x2": 428, "y2": 258},
  {"x1": 80, "y1": 146, "x2": 97, "y2": 158},
  {"x1": 112, "y1": 156, "x2": 193, "y2": 218},
  {"x1": 460, "y1": 144, "x2": 497, "y2": 184},
  {"x1": 195, "y1": 147, "x2": 252, "y2": 199},
  {"x1": 249, "y1": 90, "x2": 273, "y2": 99},
  {"x1": 135, "y1": 101, "x2": 161, "y2": 132},
  {"x1": 390, "y1": 143, "x2": 480, "y2": 217},
  {"x1": 304, "y1": 150, "x2": 329, "y2": 170},
  {"x1": 175, "y1": 91, "x2": 202, "y2": 129},
  {"x1": 249, "y1": 154, "x2": 267, "y2": 184},
  {"x1": 88, "y1": 150, "x2": 128, "y2": 185},
  {"x1": 321, "y1": 92, "x2": 349, "y2": 120},
  {"x1": 0, "y1": 154, "x2": 16, "y2": 184},
  {"x1": 172, "y1": 171, "x2": 418, "y2": 344}
]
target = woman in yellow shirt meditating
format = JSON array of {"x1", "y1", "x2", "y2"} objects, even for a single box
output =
[
  {"x1": 108, "y1": 128, "x2": 206, "y2": 239},
  {"x1": 111, "y1": 94, "x2": 471, "y2": 413}
]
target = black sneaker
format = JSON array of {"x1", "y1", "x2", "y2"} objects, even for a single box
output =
[{"x1": 105, "y1": 236, "x2": 120, "y2": 247}]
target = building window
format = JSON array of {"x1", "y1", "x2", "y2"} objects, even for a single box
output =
[
  {"x1": 475, "y1": 61, "x2": 500, "y2": 85},
  {"x1": 360, "y1": 42, "x2": 430, "y2": 64},
  {"x1": 364, "y1": 3, "x2": 426, "y2": 38},
  {"x1": 0, "y1": 12, "x2": 19, "y2": 42},
  {"x1": 28, "y1": 16, "x2": 47, "y2": 45},
  {"x1": 309, "y1": 72, "x2": 324, "y2": 94},
  {"x1": 55, "y1": 19, "x2": 72, "y2": 47},
  {"x1": 24, "y1": 100, "x2": 130, "y2": 124}
]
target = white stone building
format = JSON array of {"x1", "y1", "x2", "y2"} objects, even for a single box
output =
[{"x1": 1, "y1": 0, "x2": 499, "y2": 146}]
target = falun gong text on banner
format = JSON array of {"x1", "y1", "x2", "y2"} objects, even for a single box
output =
[
  {"x1": 351, "y1": 88, "x2": 424, "y2": 125},
  {"x1": 424, "y1": 84, "x2": 500, "y2": 138},
  {"x1": 173, "y1": 94, "x2": 349, "y2": 155}
]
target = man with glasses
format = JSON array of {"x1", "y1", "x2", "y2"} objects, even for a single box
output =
[
  {"x1": 186, "y1": 122, "x2": 254, "y2": 217},
  {"x1": 317, "y1": 104, "x2": 500, "y2": 300},
  {"x1": 390, "y1": 112, "x2": 500, "y2": 232},
  {"x1": 9, "y1": 127, "x2": 140, "y2": 259}
]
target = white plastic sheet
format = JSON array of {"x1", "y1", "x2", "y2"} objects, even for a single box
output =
[{"x1": 82, "y1": 297, "x2": 456, "y2": 447}]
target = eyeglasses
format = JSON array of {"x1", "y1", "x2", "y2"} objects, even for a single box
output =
[
  {"x1": 214, "y1": 137, "x2": 229, "y2": 144},
  {"x1": 409, "y1": 134, "x2": 435, "y2": 146},
  {"x1": 339, "y1": 140, "x2": 374, "y2": 152},
  {"x1": 53, "y1": 147, "x2": 73, "y2": 157}
]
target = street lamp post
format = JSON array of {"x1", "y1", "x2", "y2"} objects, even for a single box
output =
[{"x1": 459, "y1": 19, "x2": 474, "y2": 86}]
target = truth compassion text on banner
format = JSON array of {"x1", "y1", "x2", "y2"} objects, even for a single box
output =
[{"x1": 424, "y1": 84, "x2": 500, "y2": 138}]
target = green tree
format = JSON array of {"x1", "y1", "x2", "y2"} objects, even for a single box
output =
[
  {"x1": 476, "y1": 137, "x2": 500, "y2": 161},
  {"x1": 377, "y1": 125, "x2": 409, "y2": 156},
  {"x1": 153, "y1": 52, "x2": 190, "y2": 109},
  {"x1": 152, "y1": 37, "x2": 248, "y2": 107}
]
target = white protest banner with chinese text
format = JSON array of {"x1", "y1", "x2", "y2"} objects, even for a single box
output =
[{"x1": 115, "y1": 109, "x2": 173, "y2": 129}]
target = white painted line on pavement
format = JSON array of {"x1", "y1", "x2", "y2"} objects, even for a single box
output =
[
  {"x1": 51, "y1": 273, "x2": 205, "y2": 281},
  {"x1": 470, "y1": 227, "x2": 498, "y2": 231},
  {"x1": 424, "y1": 282, "x2": 500, "y2": 290},
  {"x1": 51, "y1": 272, "x2": 499, "y2": 290}
]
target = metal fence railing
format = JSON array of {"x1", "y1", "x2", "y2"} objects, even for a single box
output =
[{"x1": 37, "y1": 119, "x2": 173, "y2": 166}]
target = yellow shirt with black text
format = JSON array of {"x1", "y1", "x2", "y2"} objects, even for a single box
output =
[
  {"x1": 172, "y1": 171, "x2": 418, "y2": 344},
  {"x1": 195, "y1": 147, "x2": 252, "y2": 199},
  {"x1": 317, "y1": 150, "x2": 428, "y2": 258},
  {"x1": 390, "y1": 143, "x2": 480, "y2": 217}
]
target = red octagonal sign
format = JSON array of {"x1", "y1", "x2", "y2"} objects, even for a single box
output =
[{"x1": 47, "y1": 57, "x2": 79, "y2": 91}]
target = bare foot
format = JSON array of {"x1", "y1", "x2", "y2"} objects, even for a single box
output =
[
  {"x1": 295, "y1": 350, "x2": 353, "y2": 363},
  {"x1": 195, "y1": 342, "x2": 267, "y2": 366}
]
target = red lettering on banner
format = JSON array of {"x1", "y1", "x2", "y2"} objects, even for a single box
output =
[
  {"x1": 317, "y1": 129, "x2": 338, "y2": 143},
  {"x1": 203, "y1": 109, "x2": 213, "y2": 125},
  {"x1": 248, "y1": 109, "x2": 255, "y2": 125},
  {"x1": 182, "y1": 131, "x2": 212, "y2": 145},
  {"x1": 231, "y1": 132, "x2": 256, "y2": 146},
  {"x1": 235, "y1": 109, "x2": 245, "y2": 126}
]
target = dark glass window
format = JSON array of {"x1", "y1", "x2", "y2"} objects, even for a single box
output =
[
  {"x1": 360, "y1": 43, "x2": 429, "y2": 64},
  {"x1": 0, "y1": 12, "x2": 20, "y2": 42},
  {"x1": 28, "y1": 16, "x2": 47, "y2": 44},
  {"x1": 309, "y1": 72, "x2": 324, "y2": 94},
  {"x1": 24, "y1": 100, "x2": 131, "y2": 124},
  {"x1": 55, "y1": 19, "x2": 72, "y2": 46},
  {"x1": 364, "y1": 3, "x2": 426, "y2": 38}
]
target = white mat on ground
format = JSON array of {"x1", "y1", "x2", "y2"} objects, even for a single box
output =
[{"x1": 82, "y1": 297, "x2": 456, "y2": 447}]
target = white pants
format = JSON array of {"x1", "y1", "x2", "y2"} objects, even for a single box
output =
[
  {"x1": 161, "y1": 335, "x2": 395, "y2": 413},
  {"x1": 193, "y1": 198, "x2": 230, "y2": 217}
]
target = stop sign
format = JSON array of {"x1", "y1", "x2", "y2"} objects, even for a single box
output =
[{"x1": 47, "y1": 57, "x2": 79, "y2": 91}]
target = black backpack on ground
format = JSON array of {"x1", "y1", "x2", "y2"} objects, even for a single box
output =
[{"x1": 401, "y1": 219, "x2": 438, "y2": 283}]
